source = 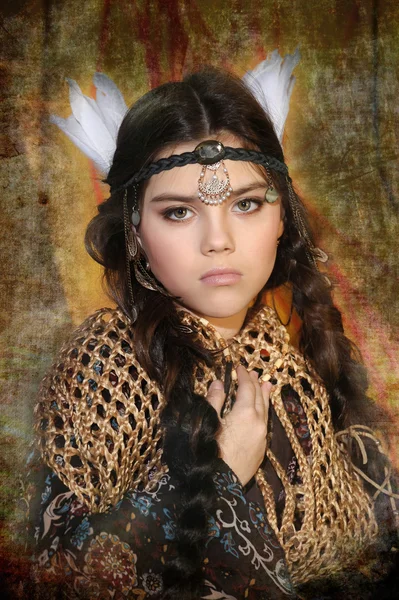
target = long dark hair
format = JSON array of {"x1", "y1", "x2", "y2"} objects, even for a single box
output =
[{"x1": 85, "y1": 67, "x2": 381, "y2": 598}]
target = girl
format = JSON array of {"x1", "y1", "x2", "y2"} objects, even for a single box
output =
[{"x1": 26, "y1": 60, "x2": 398, "y2": 599}]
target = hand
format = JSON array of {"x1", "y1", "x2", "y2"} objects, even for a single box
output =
[{"x1": 206, "y1": 365, "x2": 271, "y2": 486}]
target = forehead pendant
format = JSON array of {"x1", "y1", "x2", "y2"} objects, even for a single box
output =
[{"x1": 194, "y1": 140, "x2": 233, "y2": 205}]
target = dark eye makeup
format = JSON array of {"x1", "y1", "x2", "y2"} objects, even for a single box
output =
[{"x1": 161, "y1": 197, "x2": 265, "y2": 221}]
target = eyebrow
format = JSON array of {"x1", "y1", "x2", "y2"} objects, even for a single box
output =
[{"x1": 149, "y1": 182, "x2": 268, "y2": 203}]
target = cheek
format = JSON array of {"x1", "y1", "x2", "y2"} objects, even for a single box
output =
[
  {"x1": 243, "y1": 218, "x2": 280, "y2": 262},
  {"x1": 248, "y1": 240, "x2": 278, "y2": 278},
  {"x1": 139, "y1": 223, "x2": 189, "y2": 280}
]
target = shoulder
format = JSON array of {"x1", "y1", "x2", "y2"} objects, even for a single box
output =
[
  {"x1": 34, "y1": 307, "x2": 167, "y2": 513},
  {"x1": 35, "y1": 307, "x2": 136, "y2": 417},
  {"x1": 49, "y1": 306, "x2": 134, "y2": 360}
]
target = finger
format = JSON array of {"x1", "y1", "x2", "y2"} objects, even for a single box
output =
[
  {"x1": 249, "y1": 369, "x2": 259, "y2": 382},
  {"x1": 235, "y1": 365, "x2": 256, "y2": 408},
  {"x1": 206, "y1": 379, "x2": 226, "y2": 418}
]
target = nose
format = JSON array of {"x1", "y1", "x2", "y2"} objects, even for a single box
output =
[{"x1": 200, "y1": 210, "x2": 235, "y2": 255}]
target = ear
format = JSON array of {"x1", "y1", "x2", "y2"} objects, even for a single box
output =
[
  {"x1": 277, "y1": 218, "x2": 284, "y2": 240},
  {"x1": 277, "y1": 202, "x2": 285, "y2": 239},
  {"x1": 132, "y1": 224, "x2": 143, "y2": 249}
]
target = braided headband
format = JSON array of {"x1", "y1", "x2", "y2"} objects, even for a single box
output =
[{"x1": 112, "y1": 142, "x2": 289, "y2": 195}]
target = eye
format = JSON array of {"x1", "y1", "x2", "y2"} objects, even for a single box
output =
[
  {"x1": 233, "y1": 198, "x2": 264, "y2": 213},
  {"x1": 162, "y1": 206, "x2": 194, "y2": 221}
]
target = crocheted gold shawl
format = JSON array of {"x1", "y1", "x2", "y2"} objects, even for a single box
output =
[{"x1": 34, "y1": 304, "x2": 378, "y2": 585}]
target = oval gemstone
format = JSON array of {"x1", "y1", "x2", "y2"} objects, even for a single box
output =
[{"x1": 194, "y1": 140, "x2": 225, "y2": 165}]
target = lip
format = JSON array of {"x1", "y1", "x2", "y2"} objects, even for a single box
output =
[{"x1": 200, "y1": 267, "x2": 242, "y2": 286}]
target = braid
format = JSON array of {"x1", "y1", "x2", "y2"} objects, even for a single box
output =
[
  {"x1": 133, "y1": 294, "x2": 222, "y2": 599},
  {"x1": 268, "y1": 178, "x2": 380, "y2": 431},
  {"x1": 161, "y1": 393, "x2": 221, "y2": 598},
  {"x1": 291, "y1": 258, "x2": 370, "y2": 428}
]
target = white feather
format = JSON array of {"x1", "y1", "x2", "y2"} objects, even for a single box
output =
[
  {"x1": 93, "y1": 72, "x2": 128, "y2": 139},
  {"x1": 242, "y1": 48, "x2": 300, "y2": 141},
  {"x1": 49, "y1": 114, "x2": 110, "y2": 173},
  {"x1": 50, "y1": 75, "x2": 127, "y2": 174},
  {"x1": 67, "y1": 78, "x2": 115, "y2": 158}
]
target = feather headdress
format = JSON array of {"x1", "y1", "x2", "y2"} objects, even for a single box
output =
[{"x1": 50, "y1": 49, "x2": 300, "y2": 175}]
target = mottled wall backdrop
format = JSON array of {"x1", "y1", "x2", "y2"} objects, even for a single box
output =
[{"x1": 1, "y1": 0, "x2": 398, "y2": 587}]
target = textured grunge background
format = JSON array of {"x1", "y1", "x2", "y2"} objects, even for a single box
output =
[{"x1": 1, "y1": 0, "x2": 398, "y2": 591}]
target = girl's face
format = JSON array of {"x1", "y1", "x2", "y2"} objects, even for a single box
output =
[{"x1": 136, "y1": 135, "x2": 284, "y2": 324}]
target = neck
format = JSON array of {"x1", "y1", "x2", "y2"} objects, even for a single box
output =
[
  {"x1": 177, "y1": 304, "x2": 250, "y2": 341},
  {"x1": 205, "y1": 309, "x2": 249, "y2": 341}
]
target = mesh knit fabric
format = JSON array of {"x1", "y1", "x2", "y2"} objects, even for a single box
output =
[{"x1": 34, "y1": 304, "x2": 378, "y2": 585}]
